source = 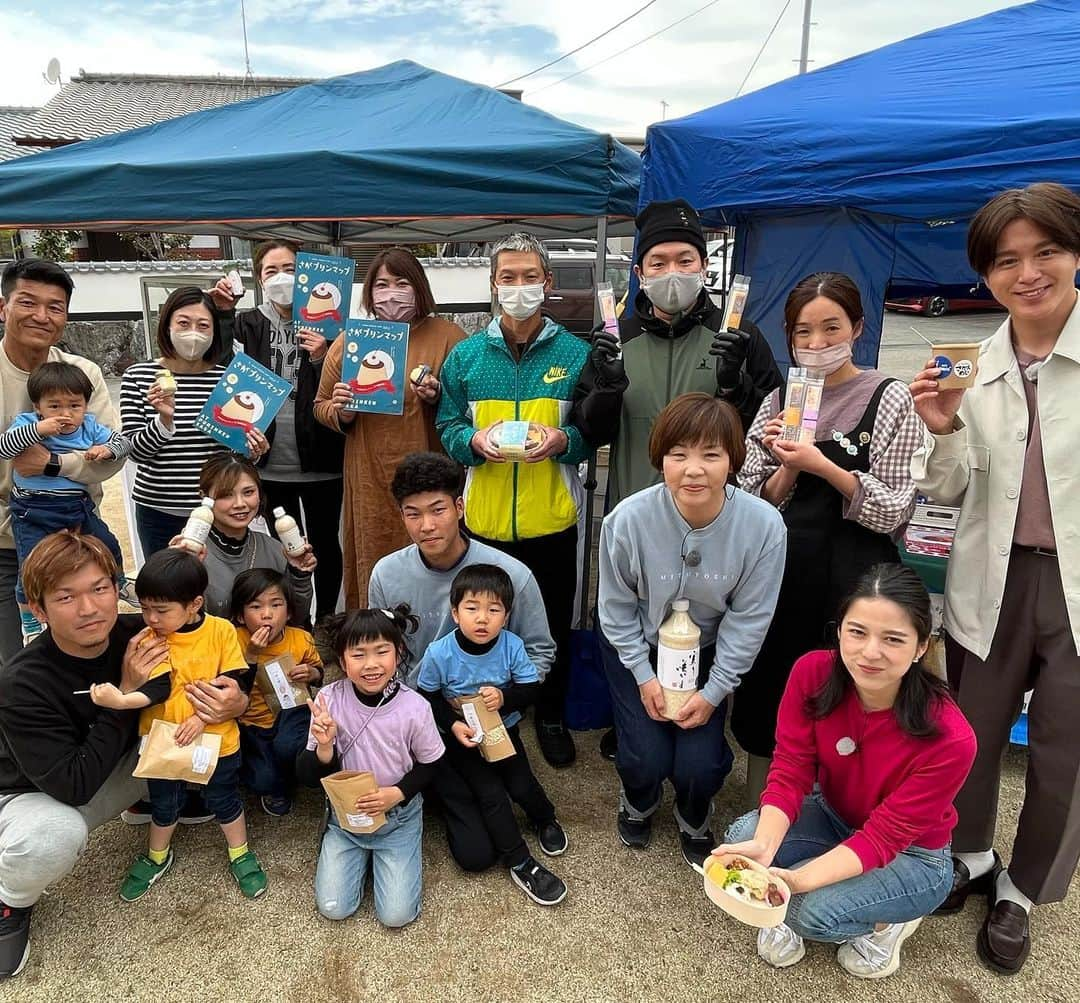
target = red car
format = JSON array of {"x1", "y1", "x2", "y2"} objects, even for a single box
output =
[{"x1": 885, "y1": 285, "x2": 1004, "y2": 317}]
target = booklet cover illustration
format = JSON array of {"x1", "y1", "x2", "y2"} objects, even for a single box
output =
[
  {"x1": 339, "y1": 319, "x2": 410, "y2": 416},
  {"x1": 293, "y1": 252, "x2": 355, "y2": 342},
  {"x1": 195, "y1": 353, "x2": 292, "y2": 453}
]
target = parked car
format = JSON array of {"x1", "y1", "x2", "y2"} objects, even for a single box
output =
[
  {"x1": 542, "y1": 249, "x2": 631, "y2": 335},
  {"x1": 885, "y1": 283, "x2": 1005, "y2": 317}
]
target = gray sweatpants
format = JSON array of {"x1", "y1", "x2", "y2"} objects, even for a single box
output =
[{"x1": 0, "y1": 745, "x2": 146, "y2": 908}]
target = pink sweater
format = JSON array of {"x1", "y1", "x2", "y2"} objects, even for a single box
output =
[{"x1": 761, "y1": 650, "x2": 976, "y2": 871}]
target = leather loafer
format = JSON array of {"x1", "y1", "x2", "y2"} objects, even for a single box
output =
[
  {"x1": 934, "y1": 850, "x2": 1003, "y2": 915},
  {"x1": 977, "y1": 900, "x2": 1031, "y2": 975}
]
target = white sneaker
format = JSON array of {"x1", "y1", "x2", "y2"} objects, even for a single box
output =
[
  {"x1": 837, "y1": 917, "x2": 922, "y2": 979},
  {"x1": 757, "y1": 922, "x2": 806, "y2": 968},
  {"x1": 118, "y1": 580, "x2": 142, "y2": 609}
]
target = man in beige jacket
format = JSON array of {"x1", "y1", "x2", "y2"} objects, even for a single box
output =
[
  {"x1": 0, "y1": 259, "x2": 124, "y2": 663},
  {"x1": 911, "y1": 182, "x2": 1080, "y2": 976}
]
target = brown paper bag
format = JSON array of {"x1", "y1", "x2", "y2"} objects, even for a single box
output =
[
  {"x1": 459, "y1": 695, "x2": 516, "y2": 762},
  {"x1": 321, "y1": 770, "x2": 386, "y2": 834},
  {"x1": 254, "y1": 652, "x2": 311, "y2": 716},
  {"x1": 132, "y1": 719, "x2": 222, "y2": 785}
]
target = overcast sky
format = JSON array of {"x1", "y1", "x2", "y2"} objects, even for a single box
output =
[{"x1": 3, "y1": 0, "x2": 1021, "y2": 135}]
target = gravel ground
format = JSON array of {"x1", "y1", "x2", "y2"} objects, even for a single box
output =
[{"x1": 10, "y1": 309, "x2": 1075, "y2": 1003}]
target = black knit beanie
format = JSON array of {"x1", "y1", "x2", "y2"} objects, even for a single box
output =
[{"x1": 635, "y1": 198, "x2": 707, "y2": 265}]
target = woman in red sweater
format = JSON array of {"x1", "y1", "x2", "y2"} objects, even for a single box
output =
[{"x1": 716, "y1": 564, "x2": 976, "y2": 979}]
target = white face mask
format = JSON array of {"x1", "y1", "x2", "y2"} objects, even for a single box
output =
[
  {"x1": 796, "y1": 341, "x2": 853, "y2": 375},
  {"x1": 171, "y1": 328, "x2": 214, "y2": 362},
  {"x1": 497, "y1": 283, "x2": 546, "y2": 321},
  {"x1": 641, "y1": 271, "x2": 703, "y2": 315},
  {"x1": 263, "y1": 271, "x2": 295, "y2": 306}
]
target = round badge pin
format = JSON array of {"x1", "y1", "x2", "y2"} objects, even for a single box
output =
[
  {"x1": 836, "y1": 737, "x2": 857, "y2": 756},
  {"x1": 832, "y1": 430, "x2": 843, "y2": 442},
  {"x1": 859, "y1": 432, "x2": 871, "y2": 445},
  {"x1": 847, "y1": 445, "x2": 858, "y2": 455}
]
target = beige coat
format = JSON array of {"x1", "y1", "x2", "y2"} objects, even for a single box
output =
[
  {"x1": 911, "y1": 295, "x2": 1080, "y2": 658},
  {"x1": 0, "y1": 343, "x2": 124, "y2": 551},
  {"x1": 314, "y1": 314, "x2": 465, "y2": 607}
]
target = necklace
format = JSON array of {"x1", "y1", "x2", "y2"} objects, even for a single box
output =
[{"x1": 836, "y1": 696, "x2": 875, "y2": 756}]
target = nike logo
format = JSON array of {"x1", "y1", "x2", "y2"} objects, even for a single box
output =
[{"x1": 542, "y1": 367, "x2": 569, "y2": 385}]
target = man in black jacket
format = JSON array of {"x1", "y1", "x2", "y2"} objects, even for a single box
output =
[{"x1": 0, "y1": 532, "x2": 248, "y2": 980}]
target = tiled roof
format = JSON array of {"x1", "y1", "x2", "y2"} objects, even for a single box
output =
[
  {"x1": 0, "y1": 107, "x2": 42, "y2": 163},
  {"x1": 7, "y1": 72, "x2": 311, "y2": 158}
]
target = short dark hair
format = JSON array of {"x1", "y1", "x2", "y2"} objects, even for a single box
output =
[
  {"x1": 27, "y1": 361, "x2": 93, "y2": 404},
  {"x1": 252, "y1": 239, "x2": 300, "y2": 281},
  {"x1": 782, "y1": 272, "x2": 864, "y2": 362},
  {"x1": 390, "y1": 452, "x2": 464, "y2": 506},
  {"x1": 648, "y1": 392, "x2": 746, "y2": 478},
  {"x1": 1, "y1": 258, "x2": 74, "y2": 303},
  {"x1": 967, "y1": 182, "x2": 1080, "y2": 276},
  {"x1": 450, "y1": 563, "x2": 514, "y2": 612},
  {"x1": 230, "y1": 568, "x2": 296, "y2": 625},
  {"x1": 322, "y1": 603, "x2": 420, "y2": 671},
  {"x1": 361, "y1": 247, "x2": 437, "y2": 319},
  {"x1": 135, "y1": 548, "x2": 208, "y2": 605},
  {"x1": 157, "y1": 286, "x2": 223, "y2": 362}
]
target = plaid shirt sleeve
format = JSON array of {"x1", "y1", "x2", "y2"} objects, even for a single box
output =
[
  {"x1": 737, "y1": 390, "x2": 785, "y2": 499},
  {"x1": 843, "y1": 380, "x2": 924, "y2": 535}
]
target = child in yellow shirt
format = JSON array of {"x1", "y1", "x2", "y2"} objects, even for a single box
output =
[
  {"x1": 231, "y1": 569, "x2": 322, "y2": 817},
  {"x1": 90, "y1": 549, "x2": 267, "y2": 902}
]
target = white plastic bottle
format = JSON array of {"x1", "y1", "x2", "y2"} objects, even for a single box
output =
[
  {"x1": 273, "y1": 507, "x2": 305, "y2": 556},
  {"x1": 179, "y1": 497, "x2": 215, "y2": 553},
  {"x1": 657, "y1": 598, "x2": 701, "y2": 720}
]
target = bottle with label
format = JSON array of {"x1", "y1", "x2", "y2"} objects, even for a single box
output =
[
  {"x1": 273, "y1": 506, "x2": 305, "y2": 556},
  {"x1": 657, "y1": 598, "x2": 701, "y2": 720},
  {"x1": 178, "y1": 497, "x2": 215, "y2": 553}
]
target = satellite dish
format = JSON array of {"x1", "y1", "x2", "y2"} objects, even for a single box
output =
[{"x1": 43, "y1": 58, "x2": 62, "y2": 85}]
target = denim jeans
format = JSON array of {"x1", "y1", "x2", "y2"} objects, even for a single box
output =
[
  {"x1": 10, "y1": 490, "x2": 124, "y2": 603},
  {"x1": 725, "y1": 793, "x2": 953, "y2": 942},
  {"x1": 600, "y1": 627, "x2": 732, "y2": 832},
  {"x1": 239, "y1": 706, "x2": 311, "y2": 798},
  {"x1": 315, "y1": 793, "x2": 423, "y2": 928},
  {"x1": 134, "y1": 504, "x2": 188, "y2": 559},
  {"x1": 147, "y1": 751, "x2": 243, "y2": 827}
]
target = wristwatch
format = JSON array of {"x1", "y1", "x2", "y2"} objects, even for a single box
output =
[{"x1": 43, "y1": 451, "x2": 61, "y2": 477}]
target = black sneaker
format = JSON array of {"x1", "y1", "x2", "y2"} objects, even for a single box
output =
[
  {"x1": 179, "y1": 790, "x2": 213, "y2": 825},
  {"x1": 121, "y1": 800, "x2": 152, "y2": 825},
  {"x1": 617, "y1": 808, "x2": 652, "y2": 849},
  {"x1": 510, "y1": 856, "x2": 567, "y2": 906},
  {"x1": 535, "y1": 718, "x2": 576, "y2": 768},
  {"x1": 534, "y1": 819, "x2": 568, "y2": 856},
  {"x1": 599, "y1": 727, "x2": 618, "y2": 762},
  {"x1": 679, "y1": 829, "x2": 716, "y2": 874},
  {"x1": 0, "y1": 901, "x2": 31, "y2": 979}
]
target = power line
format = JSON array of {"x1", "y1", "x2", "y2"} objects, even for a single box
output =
[
  {"x1": 735, "y1": 0, "x2": 794, "y2": 97},
  {"x1": 527, "y1": 0, "x2": 726, "y2": 98},
  {"x1": 496, "y1": 0, "x2": 662, "y2": 88}
]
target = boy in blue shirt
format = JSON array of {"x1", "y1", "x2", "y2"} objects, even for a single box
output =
[
  {"x1": 0, "y1": 362, "x2": 133, "y2": 640},
  {"x1": 417, "y1": 563, "x2": 568, "y2": 906}
]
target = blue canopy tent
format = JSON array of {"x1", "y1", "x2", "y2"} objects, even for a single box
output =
[
  {"x1": 639, "y1": 0, "x2": 1080, "y2": 365},
  {"x1": 0, "y1": 59, "x2": 640, "y2": 243}
]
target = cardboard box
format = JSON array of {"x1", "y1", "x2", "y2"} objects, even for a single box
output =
[{"x1": 932, "y1": 343, "x2": 980, "y2": 389}]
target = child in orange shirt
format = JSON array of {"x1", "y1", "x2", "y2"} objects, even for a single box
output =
[{"x1": 231, "y1": 569, "x2": 322, "y2": 817}]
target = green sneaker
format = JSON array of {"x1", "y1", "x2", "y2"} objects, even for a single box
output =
[
  {"x1": 229, "y1": 851, "x2": 267, "y2": 899},
  {"x1": 120, "y1": 850, "x2": 173, "y2": 902}
]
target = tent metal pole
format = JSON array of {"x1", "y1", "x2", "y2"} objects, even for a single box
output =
[
  {"x1": 799, "y1": 0, "x2": 814, "y2": 74},
  {"x1": 578, "y1": 215, "x2": 608, "y2": 628}
]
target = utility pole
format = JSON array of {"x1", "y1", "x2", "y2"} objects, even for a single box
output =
[
  {"x1": 660, "y1": 100, "x2": 670, "y2": 120},
  {"x1": 798, "y1": 0, "x2": 813, "y2": 74},
  {"x1": 240, "y1": 0, "x2": 254, "y2": 82}
]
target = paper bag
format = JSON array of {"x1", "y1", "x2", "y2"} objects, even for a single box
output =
[
  {"x1": 255, "y1": 652, "x2": 311, "y2": 716},
  {"x1": 321, "y1": 770, "x2": 386, "y2": 834},
  {"x1": 133, "y1": 719, "x2": 222, "y2": 785},
  {"x1": 459, "y1": 696, "x2": 516, "y2": 762}
]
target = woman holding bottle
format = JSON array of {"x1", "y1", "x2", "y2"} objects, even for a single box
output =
[{"x1": 736, "y1": 273, "x2": 923, "y2": 803}]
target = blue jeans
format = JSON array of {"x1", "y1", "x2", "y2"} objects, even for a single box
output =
[
  {"x1": 600, "y1": 627, "x2": 732, "y2": 831},
  {"x1": 315, "y1": 793, "x2": 423, "y2": 928},
  {"x1": 135, "y1": 504, "x2": 188, "y2": 559},
  {"x1": 239, "y1": 706, "x2": 311, "y2": 798},
  {"x1": 147, "y1": 751, "x2": 243, "y2": 827},
  {"x1": 725, "y1": 794, "x2": 953, "y2": 942},
  {"x1": 10, "y1": 490, "x2": 124, "y2": 603}
]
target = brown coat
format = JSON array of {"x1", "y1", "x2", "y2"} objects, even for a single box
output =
[{"x1": 314, "y1": 315, "x2": 466, "y2": 606}]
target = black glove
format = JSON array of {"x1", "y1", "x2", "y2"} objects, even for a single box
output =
[
  {"x1": 709, "y1": 326, "x2": 750, "y2": 388},
  {"x1": 589, "y1": 329, "x2": 624, "y2": 382}
]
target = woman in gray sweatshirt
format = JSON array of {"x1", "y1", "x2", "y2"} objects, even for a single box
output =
[{"x1": 598, "y1": 392, "x2": 786, "y2": 873}]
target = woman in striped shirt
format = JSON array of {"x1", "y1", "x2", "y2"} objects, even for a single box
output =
[{"x1": 120, "y1": 287, "x2": 268, "y2": 557}]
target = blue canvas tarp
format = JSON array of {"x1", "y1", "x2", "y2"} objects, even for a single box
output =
[
  {"x1": 0, "y1": 60, "x2": 640, "y2": 243},
  {"x1": 640, "y1": 0, "x2": 1080, "y2": 363}
]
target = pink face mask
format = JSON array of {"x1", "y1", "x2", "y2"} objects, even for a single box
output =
[{"x1": 373, "y1": 287, "x2": 416, "y2": 322}]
